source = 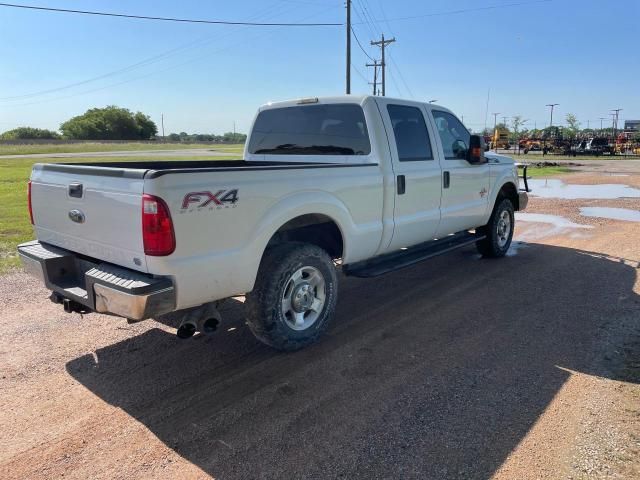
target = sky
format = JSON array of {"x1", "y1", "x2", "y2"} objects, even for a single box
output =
[{"x1": 0, "y1": 0, "x2": 638, "y2": 135}]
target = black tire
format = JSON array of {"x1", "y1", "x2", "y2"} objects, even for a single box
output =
[
  {"x1": 476, "y1": 198, "x2": 515, "y2": 258},
  {"x1": 245, "y1": 242, "x2": 338, "y2": 351}
]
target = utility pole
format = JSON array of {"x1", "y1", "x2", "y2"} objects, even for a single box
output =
[
  {"x1": 492, "y1": 112, "x2": 500, "y2": 151},
  {"x1": 611, "y1": 108, "x2": 622, "y2": 140},
  {"x1": 346, "y1": 0, "x2": 351, "y2": 94},
  {"x1": 502, "y1": 115, "x2": 508, "y2": 127},
  {"x1": 161, "y1": 113, "x2": 165, "y2": 140},
  {"x1": 610, "y1": 113, "x2": 616, "y2": 138},
  {"x1": 545, "y1": 103, "x2": 558, "y2": 156},
  {"x1": 599, "y1": 117, "x2": 606, "y2": 132},
  {"x1": 366, "y1": 60, "x2": 381, "y2": 95},
  {"x1": 546, "y1": 103, "x2": 559, "y2": 127},
  {"x1": 371, "y1": 34, "x2": 395, "y2": 96}
]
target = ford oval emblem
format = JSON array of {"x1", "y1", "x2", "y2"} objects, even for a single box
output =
[{"x1": 68, "y1": 209, "x2": 85, "y2": 224}]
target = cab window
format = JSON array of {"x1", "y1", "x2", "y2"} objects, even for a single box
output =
[
  {"x1": 387, "y1": 104, "x2": 433, "y2": 161},
  {"x1": 248, "y1": 104, "x2": 371, "y2": 155},
  {"x1": 432, "y1": 110, "x2": 471, "y2": 160}
]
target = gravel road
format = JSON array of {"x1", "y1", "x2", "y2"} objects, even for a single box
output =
[{"x1": 1, "y1": 171, "x2": 638, "y2": 479}]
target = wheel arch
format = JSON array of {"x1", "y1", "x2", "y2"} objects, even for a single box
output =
[
  {"x1": 265, "y1": 213, "x2": 345, "y2": 259},
  {"x1": 495, "y1": 181, "x2": 520, "y2": 210}
]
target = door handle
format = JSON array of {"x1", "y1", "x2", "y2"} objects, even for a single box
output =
[
  {"x1": 397, "y1": 175, "x2": 406, "y2": 195},
  {"x1": 443, "y1": 171, "x2": 450, "y2": 188}
]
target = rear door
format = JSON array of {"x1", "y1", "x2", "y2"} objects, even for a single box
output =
[
  {"x1": 376, "y1": 98, "x2": 442, "y2": 250},
  {"x1": 30, "y1": 164, "x2": 147, "y2": 271},
  {"x1": 428, "y1": 109, "x2": 490, "y2": 236}
]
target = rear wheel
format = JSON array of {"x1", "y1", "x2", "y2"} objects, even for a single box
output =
[
  {"x1": 476, "y1": 198, "x2": 514, "y2": 258},
  {"x1": 245, "y1": 242, "x2": 338, "y2": 351}
]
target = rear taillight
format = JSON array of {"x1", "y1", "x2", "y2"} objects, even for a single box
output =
[
  {"x1": 27, "y1": 181, "x2": 34, "y2": 225},
  {"x1": 142, "y1": 194, "x2": 175, "y2": 256}
]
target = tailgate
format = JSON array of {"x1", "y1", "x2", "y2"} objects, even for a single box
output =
[{"x1": 30, "y1": 163, "x2": 148, "y2": 272}]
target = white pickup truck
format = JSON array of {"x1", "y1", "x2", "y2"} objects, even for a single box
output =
[{"x1": 19, "y1": 95, "x2": 528, "y2": 350}]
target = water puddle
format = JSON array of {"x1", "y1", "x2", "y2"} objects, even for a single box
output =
[
  {"x1": 515, "y1": 212, "x2": 593, "y2": 241},
  {"x1": 580, "y1": 207, "x2": 640, "y2": 222},
  {"x1": 528, "y1": 178, "x2": 640, "y2": 199}
]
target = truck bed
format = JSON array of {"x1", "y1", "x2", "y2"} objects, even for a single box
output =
[{"x1": 41, "y1": 160, "x2": 373, "y2": 179}]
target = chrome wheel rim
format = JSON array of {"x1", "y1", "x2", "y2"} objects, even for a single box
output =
[
  {"x1": 281, "y1": 266, "x2": 326, "y2": 331},
  {"x1": 496, "y1": 210, "x2": 512, "y2": 248}
]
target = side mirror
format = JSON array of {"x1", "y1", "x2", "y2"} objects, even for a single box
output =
[
  {"x1": 467, "y1": 135, "x2": 487, "y2": 164},
  {"x1": 452, "y1": 139, "x2": 468, "y2": 159}
]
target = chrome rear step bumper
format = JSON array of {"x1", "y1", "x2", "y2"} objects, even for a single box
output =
[{"x1": 18, "y1": 240, "x2": 175, "y2": 320}]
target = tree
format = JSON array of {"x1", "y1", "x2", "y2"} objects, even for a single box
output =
[
  {"x1": 565, "y1": 113, "x2": 581, "y2": 137},
  {"x1": 134, "y1": 112, "x2": 157, "y2": 139},
  {"x1": 60, "y1": 106, "x2": 158, "y2": 140},
  {"x1": 0, "y1": 127, "x2": 60, "y2": 140},
  {"x1": 222, "y1": 132, "x2": 247, "y2": 143},
  {"x1": 510, "y1": 115, "x2": 528, "y2": 143}
]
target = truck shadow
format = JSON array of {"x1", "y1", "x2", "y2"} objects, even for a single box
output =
[{"x1": 65, "y1": 243, "x2": 640, "y2": 479}]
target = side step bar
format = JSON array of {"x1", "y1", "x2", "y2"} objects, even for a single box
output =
[{"x1": 343, "y1": 231, "x2": 485, "y2": 278}]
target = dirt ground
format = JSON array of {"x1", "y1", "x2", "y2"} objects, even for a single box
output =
[{"x1": 1, "y1": 166, "x2": 639, "y2": 479}]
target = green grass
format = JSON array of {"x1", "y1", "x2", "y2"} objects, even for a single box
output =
[
  {"x1": 525, "y1": 166, "x2": 572, "y2": 177},
  {"x1": 511, "y1": 153, "x2": 637, "y2": 161},
  {"x1": 0, "y1": 142, "x2": 245, "y2": 156},
  {"x1": 0, "y1": 154, "x2": 241, "y2": 274}
]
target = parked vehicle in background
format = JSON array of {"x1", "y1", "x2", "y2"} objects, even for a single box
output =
[
  {"x1": 585, "y1": 137, "x2": 612, "y2": 155},
  {"x1": 19, "y1": 95, "x2": 528, "y2": 351}
]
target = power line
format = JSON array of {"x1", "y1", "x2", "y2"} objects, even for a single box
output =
[
  {"x1": 354, "y1": 0, "x2": 553, "y2": 24},
  {"x1": 0, "y1": 0, "x2": 298, "y2": 101},
  {"x1": 352, "y1": 63, "x2": 368, "y2": 84},
  {"x1": 6, "y1": 3, "x2": 338, "y2": 107},
  {"x1": 0, "y1": 2, "x2": 341, "y2": 26},
  {"x1": 350, "y1": 26, "x2": 375, "y2": 61}
]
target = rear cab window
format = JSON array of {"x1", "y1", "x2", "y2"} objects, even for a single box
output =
[
  {"x1": 248, "y1": 104, "x2": 371, "y2": 156},
  {"x1": 386, "y1": 104, "x2": 433, "y2": 161}
]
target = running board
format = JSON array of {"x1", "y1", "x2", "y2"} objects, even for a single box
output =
[{"x1": 343, "y1": 231, "x2": 484, "y2": 278}]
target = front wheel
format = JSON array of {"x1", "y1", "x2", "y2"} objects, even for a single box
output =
[
  {"x1": 245, "y1": 242, "x2": 338, "y2": 351},
  {"x1": 476, "y1": 198, "x2": 515, "y2": 258}
]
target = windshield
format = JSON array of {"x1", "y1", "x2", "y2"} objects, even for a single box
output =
[{"x1": 248, "y1": 104, "x2": 371, "y2": 155}]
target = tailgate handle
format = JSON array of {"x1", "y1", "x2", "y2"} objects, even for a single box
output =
[{"x1": 68, "y1": 183, "x2": 83, "y2": 198}]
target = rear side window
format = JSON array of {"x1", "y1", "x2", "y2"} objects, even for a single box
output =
[
  {"x1": 387, "y1": 104, "x2": 433, "y2": 161},
  {"x1": 248, "y1": 104, "x2": 371, "y2": 155}
]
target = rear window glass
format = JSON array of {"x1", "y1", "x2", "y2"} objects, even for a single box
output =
[
  {"x1": 248, "y1": 104, "x2": 371, "y2": 155},
  {"x1": 387, "y1": 104, "x2": 433, "y2": 161}
]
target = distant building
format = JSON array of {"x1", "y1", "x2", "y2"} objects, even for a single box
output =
[{"x1": 624, "y1": 120, "x2": 640, "y2": 131}]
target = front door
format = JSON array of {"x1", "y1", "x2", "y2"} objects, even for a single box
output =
[
  {"x1": 377, "y1": 99, "x2": 442, "y2": 251},
  {"x1": 428, "y1": 109, "x2": 490, "y2": 236}
]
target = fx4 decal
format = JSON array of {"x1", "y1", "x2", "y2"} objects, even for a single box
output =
[{"x1": 181, "y1": 189, "x2": 239, "y2": 210}]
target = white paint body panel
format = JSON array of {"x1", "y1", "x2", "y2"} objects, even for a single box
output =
[{"x1": 29, "y1": 95, "x2": 520, "y2": 311}]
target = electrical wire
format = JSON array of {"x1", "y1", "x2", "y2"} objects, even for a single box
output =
[
  {"x1": 350, "y1": 26, "x2": 375, "y2": 62},
  {"x1": 356, "y1": 0, "x2": 552, "y2": 24},
  {"x1": 0, "y1": 2, "x2": 341, "y2": 26},
  {"x1": 375, "y1": 1, "x2": 414, "y2": 99},
  {"x1": 6, "y1": 4, "x2": 338, "y2": 107},
  {"x1": 0, "y1": 1, "x2": 303, "y2": 102}
]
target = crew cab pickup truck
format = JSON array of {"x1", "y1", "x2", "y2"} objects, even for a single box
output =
[{"x1": 19, "y1": 95, "x2": 528, "y2": 351}]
